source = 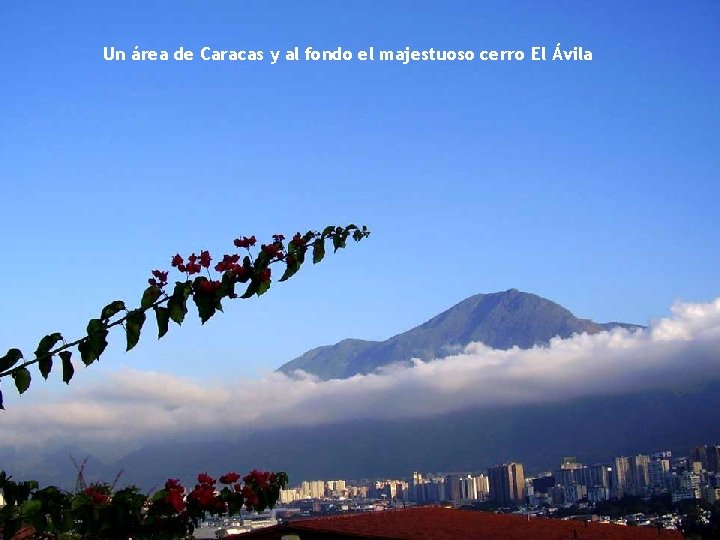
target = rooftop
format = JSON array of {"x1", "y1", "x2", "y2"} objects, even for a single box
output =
[{"x1": 234, "y1": 506, "x2": 683, "y2": 539}]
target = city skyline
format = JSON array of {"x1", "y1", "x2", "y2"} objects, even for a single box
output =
[{"x1": 276, "y1": 443, "x2": 720, "y2": 509}]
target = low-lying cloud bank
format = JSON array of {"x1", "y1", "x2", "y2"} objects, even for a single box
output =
[{"x1": 2, "y1": 298, "x2": 719, "y2": 458}]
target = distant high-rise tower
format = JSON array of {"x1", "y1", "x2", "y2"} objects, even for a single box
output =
[
  {"x1": 630, "y1": 455, "x2": 651, "y2": 496},
  {"x1": 649, "y1": 452, "x2": 671, "y2": 495},
  {"x1": 444, "y1": 474, "x2": 463, "y2": 501},
  {"x1": 613, "y1": 456, "x2": 631, "y2": 498},
  {"x1": 488, "y1": 462, "x2": 525, "y2": 506},
  {"x1": 692, "y1": 445, "x2": 720, "y2": 473}
]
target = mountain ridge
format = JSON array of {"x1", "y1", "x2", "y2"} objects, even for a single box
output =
[{"x1": 278, "y1": 289, "x2": 643, "y2": 380}]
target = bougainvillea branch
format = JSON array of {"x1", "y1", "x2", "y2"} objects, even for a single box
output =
[
  {"x1": 0, "y1": 469, "x2": 289, "y2": 539},
  {"x1": 0, "y1": 224, "x2": 369, "y2": 407}
]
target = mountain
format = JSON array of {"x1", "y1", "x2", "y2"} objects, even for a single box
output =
[{"x1": 278, "y1": 289, "x2": 642, "y2": 380}]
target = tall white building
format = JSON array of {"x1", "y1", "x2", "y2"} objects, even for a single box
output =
[
  {"x1": 614, "y1": 457, "x2": 631, "y2": 498},
  {"x1": 649, "y1": 452, "x2": 671, "y2": 494},
  {"x1": 309, "y1": 480, "x2": 325, "y2": 499}
]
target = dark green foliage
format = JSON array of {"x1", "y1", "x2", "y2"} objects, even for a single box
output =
[
  {"x1": 100, "y1": 300, "x2": 126, "y2": 321},
  {"x1": 154, "y1": 306, "x2": 170, "y2": 338},
  {"x1": 125, "y1": 310, "x2": 146, "y2": 351},
  {"x1": 60, "y1": 351, "x2": 74, "y2": 384},
  {"x1": 0, "y1": 468, "x2": 289, "y2": 540},
  {"x1": 0, "y1": 348, "x2": 23, "y2": 372}
]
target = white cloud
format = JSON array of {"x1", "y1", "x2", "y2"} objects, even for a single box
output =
[{"x1": 2, "y1": 298, "x2": 719, "y2": 458}]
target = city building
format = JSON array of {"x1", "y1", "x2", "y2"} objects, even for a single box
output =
[
  {"x1": 649, "y1": 451, "x2": 672, "y2": 495},
  {"x1": 630, "y1": 454, "x2": 651, "y2": 496},
  {"x1": 613, "y1": 456, "x2": 631, "y2": 498},
  {"x1": 488, "y1": 462, "x2": 525, "y2": 506}
]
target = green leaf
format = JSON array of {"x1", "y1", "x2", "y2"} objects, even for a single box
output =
[
  {"x1": 38, "y1": 354, "x2": 53, "y2": 380},
  {"x1": 19, "y1": 499, "x2": 42, "y2": 518},
  {"x1": 154, "y1": 306, "x2": 170, "y2": 339},
  {"x1": 332, "y1": 233, "x2": 347, "y2": 252},
  {"x1": 279, "y1": 256, "x2": 301, "y2": 282},
  {"x1": 150, "y1": 489, "x2": 168, "y2": 504},
  {"x1": 240, "y1": 279, "x2": 259, "y2": 299},
  {"x1": 257, "y1": 278, "x2": 271, "y2": 296},
  {"x1": 141, "y1": 285, "x2": 162, "y2": 310},
  {"x1": 78, "y1": 319, "x2": 108, "y2": 365},
  {"x1": 0, "y1": 348, "x2": 23, "y2": 372},
  {"x1": 34, "y1": 332, "x2": 63, "y2": 358},
  {"x1": 255, "y1": 250, "x2": 271, "y2": 268},
  {"x1": 168, "y1": 282, "x2": 191, "y2": 325},
  {"x1": 219, "y1": 271, "x2": 236, "y2": 298},
  {"x1": 125, "y1": 310, "x2": 146, "y2": 351},
  {"x1": 12, "y1": 368, "x2": 31, "y2": 394},
  {"x1": 60, "y1": 351, "x2": 74, "y2": 384},
  {"x1": 35, "y1": 333, "x2": 62, "y2": 380},
  {"x1": 313, "y1": 240, "x2": 325, "y2": 264},
  {"x1": 101, "y1": 300, "x2": 126, "y2": 320},
  {"x1": 192, "y1": 285, "x2": 219, "y2": 323}
]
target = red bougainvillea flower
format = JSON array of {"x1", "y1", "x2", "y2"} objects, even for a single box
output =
[
  {"x1": 259, "y1": 268, "x2": 271, "y2": 282},
  {"x1": 163, "y1": 478, "x2": 185, "y2": 512},
  {"x1": 199, "y1": 250, "x2": 212, "y2": 268},
  {"x1": 215, "y1": 254, "x2": 241, "y2": 272},
  {"x1": 261, "y1": 244, "x2": 281, "y2": 257},
  {"x1": 165, "y1": 478, "x2": 183, "y2": 492},
  {"x1": 186, "y1": 261, "x2": 202, "y2": 275},
  {"x1": 148, "y1": 270, "x2": 169, "y2": 288},
  {"x1": 198, "y1": 473, "x2": 215, "y2": 486},
  {"x1": 244, "y1": 469, "x2": 271, "y2": 490},
  {"x1": 242, "y1": 485, "x2": 259, "y2": 509},
  {"x1": 272, "y1": 234, "x2": 285, "y2": 242},
  {"x1": 219, "y1": 472, "x2": 241, "y2": 485},
  {"x1": 197, "y1": 280, "x2": 221, "y2": 294},
  {"x1": 84, "y1": 487, "x2": 110, "y2": 506},
  {"x1": 189, "y1": 484, "x2": 216, "y2": 509},
  {"x1": 152, "y1": 270, "x2": 169, "y2": 282},
  {"x1": 291, "y1": 233, "x2": 306, "y2": 247},
  {"x1": 234, "y1": 236, "x2": 256, "y2": 248},
  {"x1": 171, "y1": 254, "x2": 184, "y2": 267},
  {"x1": 165, "y1": 489, "x2": 185, "y2": 513}
]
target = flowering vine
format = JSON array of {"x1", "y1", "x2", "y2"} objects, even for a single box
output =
[
  {"x1": 0, "y1": 224, "x2": 370, "y2": 407},
  {"x1": 0, "y1": 469, "x2": 289, "y2": 539}
]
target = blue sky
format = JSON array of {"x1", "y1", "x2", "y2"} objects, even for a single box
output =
[{"x1": 0, "y1": 0, "x2": 718, "y2": 402}]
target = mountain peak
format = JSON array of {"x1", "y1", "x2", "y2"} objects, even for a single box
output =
[{"x1": 278, "y1": 291, "x2": 642, "y2": 380}]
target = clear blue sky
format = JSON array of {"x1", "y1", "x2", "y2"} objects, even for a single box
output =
[{"x1": 1, "y1": 0, "x2": 718, "y2": 399}]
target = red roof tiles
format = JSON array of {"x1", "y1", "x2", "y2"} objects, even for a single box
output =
[{"x1": 234, "y1": 507, "x2": 684, "y2": 540}]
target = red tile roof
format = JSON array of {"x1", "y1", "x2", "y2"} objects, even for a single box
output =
[{"x1": 234, "y1": 507, "x2": 684, "y2": 540}]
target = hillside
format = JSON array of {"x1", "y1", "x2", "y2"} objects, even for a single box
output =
[{"x1": 278, "y1": 289, "x2": 642, "y2": 380}]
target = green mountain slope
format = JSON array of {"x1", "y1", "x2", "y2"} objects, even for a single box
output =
[{"x1": 278, "y1": 289, "x2": 642, "y2": 380}]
